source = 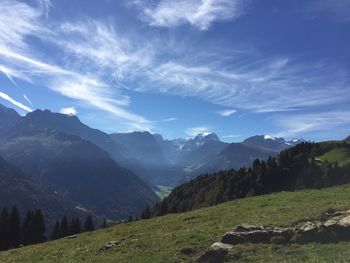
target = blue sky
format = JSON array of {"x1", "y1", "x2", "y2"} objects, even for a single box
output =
[{"x1": 0, "y1": 0, "x2": 350, "y2": 142}]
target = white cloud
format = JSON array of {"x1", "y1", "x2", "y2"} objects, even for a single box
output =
[
  {"x1": 135, "y1": 0, "x2": 248, "y2": 30},
  {"x1": 162, "y1": 117, "x2": 177, "y2": 122},
  {"x1": 0, "y1": 91, "x2": 33, "y2": 112},
  {"x1": 186, "y1": 126, "x2": 211, "y2": 137},
  {"x1": 0, "y1": 0, "x2": 43, "y2": 50},
  {"x1": 0, "y1": 1, "x2": 151, "y2": 131},
  {"x1": 272, "y1": 111, "x2": 350, "y2": 138},
  {"x1": 136, "y1": 59, "x2": 350, "y2": 114},
  {"x1": 23, "y1": 94, "x2": 33, "y2": 106},
  {"x1": 0, "y1": 0, "x2": 349, "y2": 136},
  {"x1": 222, "y1": 134, "x2": 241, "y2": 139},
  {"x1": 60, "y1": 107, "x2": 77, "y2": 116},
  {"x1": 0, "y1": 65, "x2": 18, "y2": 86},
  {"x1": 217, "y1": 109, "x2": 237, "y2": 117}
]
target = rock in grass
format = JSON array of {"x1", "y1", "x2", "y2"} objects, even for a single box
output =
[
  {"x1": 198, "y1": 242, "x2": 233, "y2": 263},
  {"x1": 96, "y1": 241, "x2": 118, "y2": 253}
]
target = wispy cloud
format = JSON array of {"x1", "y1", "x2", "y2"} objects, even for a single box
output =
[
  {"x1": 0, "y1": 91, "x2": 33, "y2": 112},
  {"x1": 0, "y1": 0, "x2": 151, "y2": 130},
  {"x1": 222, "y1": 134, "x2": 241, "y2": 139},
  {"x1": 186, "y1": 126, "x2": 211, "y2": 137},
  {"x1": 305, "y1": 0, "x2": 350, "y2": 23},
  {"x1": 60, "y1": 107, "x2": 77, "y2": 116},
  {"x1": 1, "y1": 0, "x2": 349, "y2": 137},
  {"x1": 272, "y1": 111, "x2": 350, "y2": 138},
  {"x1": 0, "y1": 65, "x2": 18, "y2": 86},
  {"x1": 217, "y1": 109, "x2": 237, "y2": 117},
  {"x1": 134, "y1": 0, "x2": 249, "y2": 30},
  {"x1": 162, "y1": 117, "x2": 177, "y2": 122},
  {"x1": 23, "y1": 94, "x2": 33, "y2": 106}
]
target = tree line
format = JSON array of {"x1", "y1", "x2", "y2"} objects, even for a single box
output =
[
  {"x1": 142, "y1": 142, "x2": 350, "y2": 218},
  {"x1": 50, "y1": 215, "x2": 95, "y2": 240},
  {"x1": 0, "y1": 205, "x2": 96, "y2": 251},
  {"x1": 0, "y1": 206, "x2": 45, "y2": 251}
]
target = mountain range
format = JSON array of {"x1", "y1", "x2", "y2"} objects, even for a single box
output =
[
  {"x1": 0, "y1": 105, "x2": 158, "y2": 223},
  {"x1": 0, "y1": 103, "x2": 306, "y2": 223}
]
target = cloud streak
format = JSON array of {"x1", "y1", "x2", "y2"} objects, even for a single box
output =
[
  {"x1": 272, "y1": 111, "x2": 350, "y2": 138},
  {"x1": 23, "y1": 94, "x2": 33, "y2": 106},
  {"x1": 0, "y1": 91, "x2": 33, "y2": 112},
  {"x1": 135, "y1": 0, "x2": 248, "y2": 30},
  {"x1": 217, "y1": 109, "x2": 237, "y2": 117},
  {"x1": 0, "y1": 0, "x2": 349, "y2": 137},
  {"x1": 162, "y1": 117, "x2": 177, "y2": 122},
  {"x1": 186, "y1": 126, "x2": 211, "y2": 137},
  {"x1": 0, "y1": 1, "x2": 150, "y2": 130}
]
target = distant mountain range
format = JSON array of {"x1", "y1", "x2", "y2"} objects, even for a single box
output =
[
  {"x1": 0, "y1": 105, "x2": 158, "y2": 222},
  {"x1": 109, "y1": 132, "x2": 307, "y2": 187},
  {"x1": 0, "y1": 103, "x2": 308, "y2": 222}
]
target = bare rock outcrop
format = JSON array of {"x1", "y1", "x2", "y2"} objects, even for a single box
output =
[{"x1": 199, "y1": 209, "x2": 350, "y2": 262}]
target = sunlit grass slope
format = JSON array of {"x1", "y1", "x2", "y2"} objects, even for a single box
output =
[
  {"x1": 317, "y1": 148, "x2": 350, "y2": 167},
  {"x1": 2, "y1": 184, "x2": 350, "y2": 262}
]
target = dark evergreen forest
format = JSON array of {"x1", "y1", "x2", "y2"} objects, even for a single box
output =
[
  {"x1": 0, "y1": 206, "x2": 95, "y2": 251},
  {"x1": 143, "y1": 142, "x2": 350, "y2": 218}
]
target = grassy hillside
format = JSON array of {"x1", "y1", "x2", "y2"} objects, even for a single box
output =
[
  {"x1": 317, "y1": 148, "x2": 350, "y2": 167},
  {"x1": 2, "y1": 184, "x2": 350, "y2": 262}
]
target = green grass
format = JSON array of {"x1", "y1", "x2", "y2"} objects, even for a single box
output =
[
  {"x1": 317, "y1": 148, "x2": 350, "y2": 167},
  {"x1": 2, "y1": 184, "x2": 350, "y2": 262}
]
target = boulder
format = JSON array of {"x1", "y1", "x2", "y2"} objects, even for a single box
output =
[
  {"x1": 198, "y1": 242, "x2": 232, "y2": 263},
  {"x1": 199, "y1": 209, "x2": 350, "y2": 261},
  {"x1": 222, "y1": 225, "x2": 292, "y2": 245},
  {"x1": 96, "y1": 241, "x2": 118, "y2": 254}
]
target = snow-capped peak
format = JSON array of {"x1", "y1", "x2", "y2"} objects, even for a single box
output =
[{"x1": 264, "y1": 134, "x2": 277, "y2": 140}]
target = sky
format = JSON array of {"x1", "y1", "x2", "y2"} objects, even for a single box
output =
[{"x1": 0, "y1": 0, "x2": 349, "y2": 142}]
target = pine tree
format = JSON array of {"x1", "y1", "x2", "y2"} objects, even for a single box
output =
[
  {"x1": 59, "y1": 216, "x2": 69, "y2": 238},
  {"x1": 69, "y1": 217, "x2": 76, "y2": 235},
  {"x1": 9, "y1": 205, "x2": 21, "y2": 248},
  {"x1": 101, "y1": 218, "x2": 107, "y2": 228},
  {"x1": 22, "y1": 210, "x2": 34, "y2": 245},
  {"x1": 0, "y1": 207, "x2": 10, "y2": 250},
  {"x1": 83, "y1": 215, "x2": 94, "y2": 232},
  {"x1": 69, "y1": 217, "x2": 81, "y2": 235},
  {"x1": 51, "y1": 220, "x2": 60, "y2": 240},
  {"x1": 33, "y1": 209, "x2": 46, "y2": 243},
  {"x1": 141, "y1": 206, "x2": 151, "y2": 219},
  {"x1": 127, "y1": 214, "x2": 133, "y2": 222},
  {"x1": 74, "y1": 217, "x2": 82, "y2": 234}
]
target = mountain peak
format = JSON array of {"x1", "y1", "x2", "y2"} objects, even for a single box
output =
[
  {"x1": 0, "y1": 103, "x2": 21, "y2": 127},
  {"x1": 264, "y1": 134, "x2": 279, "y2": 141},
  {"x1": 204, "y1": 133, "x2": 220, "y2": 141},
  {"x1": 194, "y1": 133, "x2": 220, "y2": 142},
  {"x1": 24, "y1": 109, "x2": 82, "y2": 128},
  {"x1": 288, "y1": 138, "x2": 307, "y2": 145},
  {"x1": 0, "y1": 103, "x2": 20, "y2": 115}
]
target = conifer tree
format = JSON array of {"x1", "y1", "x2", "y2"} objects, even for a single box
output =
[
  {"x1": 74, "y1": 217, "x2": 82, "y2": 234},
  {"x1": 33, "y1": 209, "x2": 46, "y2": 243},
  {"x1": 141, "y1": 206, "x2": 151, "y2": 219},
  {"x1": 22, "y1": 210, "x2": 34, "y2": 245},
  {"x1": 59, "y1": 216, "x2": 69, "y2": 238},
  {"x1": 0, "y1": 207, "x2": 10, "y2": 250},
  {"x1": 51, "y1": 220, "x2": 60, "y2": 240},
  {"x1": 101, "y1": 218, "x2": 107, "y2": 228},
  {"x1": 9, "y1": 206, "x2": 21, "y2": 248},
  {"x1": 83, "y1": 215, "x2": 94, "y2": 231}
]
